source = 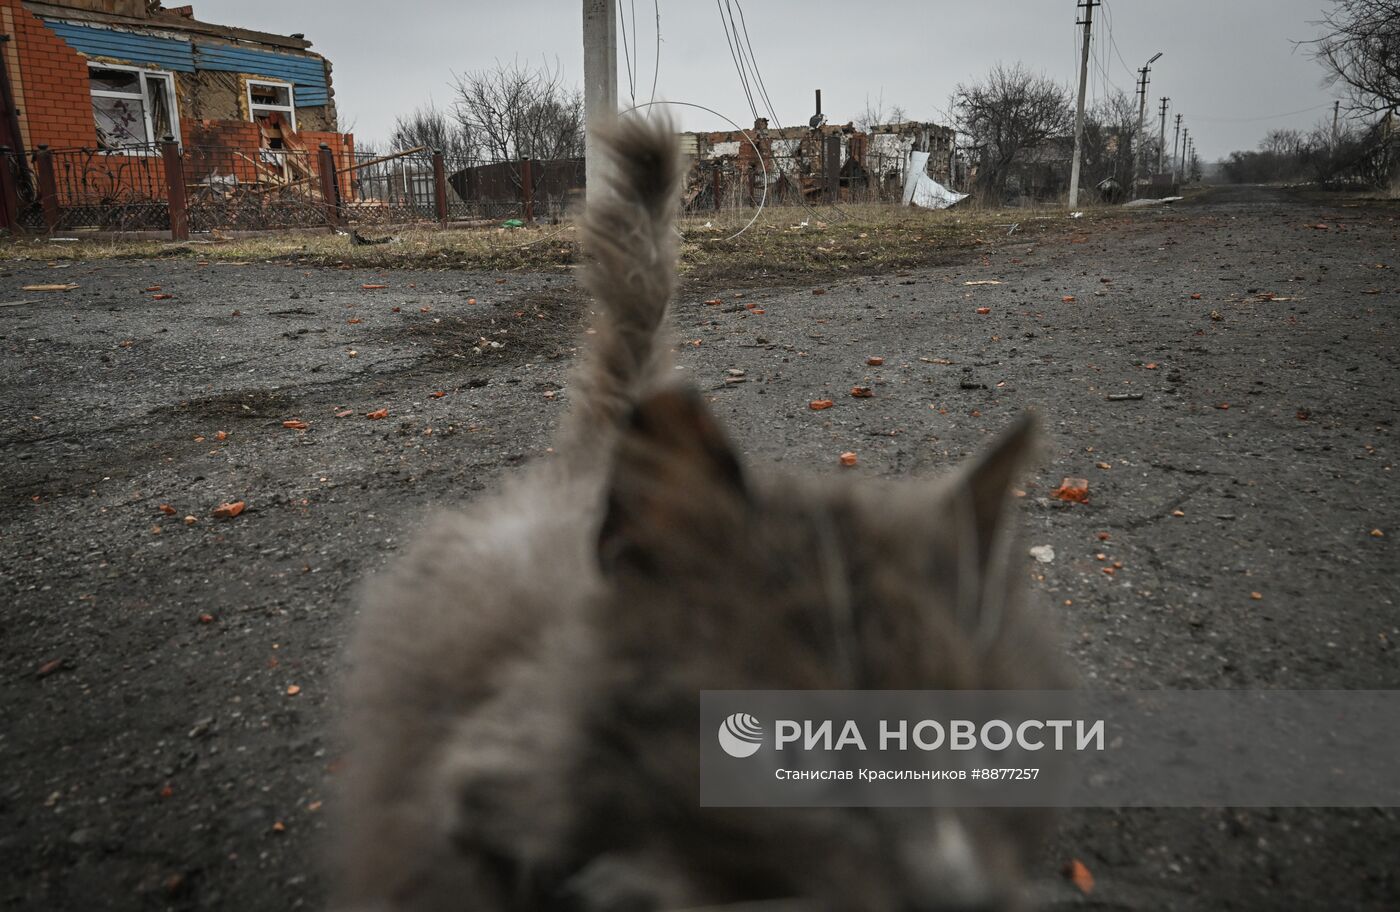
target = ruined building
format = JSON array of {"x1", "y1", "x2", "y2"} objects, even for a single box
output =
[{"x1": 0, "y1": 0, "x2": 353, "y2": 160}]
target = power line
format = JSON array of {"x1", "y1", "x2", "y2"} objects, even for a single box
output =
[
  {"x1": 648, "y1": 0, "x2": 660, "y2": 109},
  {"x1": 1187, "y1": 102, "x2": 1335, "y2": 123},
  {"x1": 730, "y1": 0, "x2": 780, "y2": 128},
  {"x1": 618, "y1": 0, "x2": 636, "y2": 104},
  {"x1": 715, "y1": 0, "x2": 760, "y2": 120}
]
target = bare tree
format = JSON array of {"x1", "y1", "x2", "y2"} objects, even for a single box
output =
[
  {"x1": 1261, "y1": 128, "x2": 1308, "y2": 158},
  {"x1": 390, "y1": 104, "x2": 474, "y2": 157},
  {"x1": 1080, "y1": 90, "x2": 1139, "y2": 195},
  {"x1": 451, "y1": 59, "x2": 584, "y2": 162},
  {"x1": 855, "y1": 92, "x2": 909, "y2": 131},
  {"x1": 1307, "y1": 0, "x2": 1400, "y2": 115},
  {"x1": 951, "y1": 63, "x2": 1073, "y2": 200}
]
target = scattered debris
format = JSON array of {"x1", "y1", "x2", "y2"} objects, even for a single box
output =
[
  {"x1": 839, "y1": 451, "x2": 858, "y2": 466},
  {"x1": 1106, "y1": 393, "x2": 1144, "y2": 401},
  {"x1": 850, "y1": 386, "x2": 874, "y2": 398},
  {"x1": 963, "y1": 280, "x2": 1002, "y2": 286},
  {"x1": 282, "y1": 419, "x2": 309, "y2": 430},
  {"x1": 212, "y1": 501, "x2": 246, "y2": 519},
  {"x1": 1052, "y1": 478, "x2": 1090, "y2": 504},
  {"x1": 1063, "y1": 858, "x2": 1095, "y2": 895},
  {"x1": 866, "y1": 356, "x2": 885, "y2": 366},
  {"x1": 36, "y1": 658, "x2": 65, "y2": 678},
  {"x1": 21, "y1": 283, "x2": 78, "y2": 292},
  {"x1": 1029, "y1": 545, "x2": 1056, "y2": 563},
  {"x1": 809, "y1": 399, "x2": 835, "y2": 410},
  {"x1": 366, "y1": 408, "x2": 389, "y2": 420}
]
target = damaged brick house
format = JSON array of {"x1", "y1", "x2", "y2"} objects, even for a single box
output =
[
  {"x1": 679, "y1": 118, "x2": 958, "y2": 209},
  {"x1": 0, "y1": 0, "x2": 351, "y2": 155},
  {"x1": 0, "y1": 0, "x2": 356, "y2": 231}
]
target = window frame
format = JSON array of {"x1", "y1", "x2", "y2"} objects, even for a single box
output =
[
  {"x1": 87, "y1": 62, "x2": 180, "y2": 150},
  {"x1": 246, "y1": 78, "x2": 297, "y2": 132}
]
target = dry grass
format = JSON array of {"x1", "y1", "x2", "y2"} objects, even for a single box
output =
[{"x1": 2, "y1": 201, "x2": 1120, "y2": 287}]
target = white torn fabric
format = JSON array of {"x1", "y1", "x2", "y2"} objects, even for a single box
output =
[{"x1": 901, "y1": 151, "x2": 968, "y2": 210}]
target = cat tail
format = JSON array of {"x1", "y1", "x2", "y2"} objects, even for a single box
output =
[{"x1": 561, "y1": 114, "x2": 685, "y2": 452}]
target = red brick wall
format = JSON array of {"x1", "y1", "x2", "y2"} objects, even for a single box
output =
[{"x1": 2, "y1": 0, "x2": 100, "y2": 150}]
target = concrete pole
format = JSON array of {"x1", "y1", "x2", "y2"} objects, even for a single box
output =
[
  {"x1": 1157, "y1": 97, "x2": 1169, "y2": 175},
  {"x1": 1068, "y1": 0, "x2": 1096, "y2": 209},
  {"x1": 1134, "y1": 68, "x2": 1149, "y2": 191},
  {"x1": 583, "y1": 0, "x2": 618, "y2": 202},
  {"x1": 1171, "y1": 113, "x2": 1182, "y2": 182},
  {"x1": 1133, "y1": 53, "x2": 1160, "y2": 196}
]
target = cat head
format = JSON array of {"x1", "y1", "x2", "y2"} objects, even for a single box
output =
[{"x1": 572, "y1": 387, "x2": 1067, "y2": 912}]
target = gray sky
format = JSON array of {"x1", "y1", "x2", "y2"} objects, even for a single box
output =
[{"x1": 194, "y1": 0, "x2": 1344, "y2": 161}]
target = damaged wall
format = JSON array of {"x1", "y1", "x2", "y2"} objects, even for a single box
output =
[{"x1": 679, "y1": 117, "x2": 958, "y2": 208}]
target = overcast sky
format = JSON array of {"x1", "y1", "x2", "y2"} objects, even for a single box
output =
[{"x1": 194, "y1": 0, "x2": 1344, "y2": 161}]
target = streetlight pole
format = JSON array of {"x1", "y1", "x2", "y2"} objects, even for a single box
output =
[{"x1": 1134, "y1": 51, "x2": 1161, "y2": 197}]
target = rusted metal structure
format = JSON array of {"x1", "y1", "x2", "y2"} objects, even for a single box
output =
[{"x1": 678, "y1": 117, "x2": 959, "y2": 210}]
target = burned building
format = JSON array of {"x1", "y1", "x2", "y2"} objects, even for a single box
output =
[{"x1": 678, "y1": 118, "x2": 959, "y2": 209}]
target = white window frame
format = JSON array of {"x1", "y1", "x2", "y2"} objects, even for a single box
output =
[
  {"x1": 87, "y1": 62, "x2": 180, "y2": 150},
  {"x1": 247, "y1": 79, "x2": 297, "y2": 132}
]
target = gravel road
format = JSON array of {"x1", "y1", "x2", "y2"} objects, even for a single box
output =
[{"x1": 2, "y1": 186, "x2": 1396, "y2": 910}]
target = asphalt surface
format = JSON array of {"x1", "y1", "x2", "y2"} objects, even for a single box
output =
[{"x1": 2, "y1": 186, "x2": 1397, "y2": 910}]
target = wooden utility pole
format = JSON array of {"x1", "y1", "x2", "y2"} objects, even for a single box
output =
[
  {"x1": 582, "y1": 0, "x2": 618, "y2": 202},
  {"x1": 1332, "y1": 100, "x2": 1340, "y2": 138},
  {"x1": 1156, "y1": 97, "x2": 1170, "y2": 175},
  {"x1": 1171, "y1": 113, "x2": 1182, "y2": 182},
  {"x1": 1182, "y1": 129, "x2": 1191, "y2": 182},
  {"x1": 1067, "y1": 0, "x2": 1097, "y2": 209}
]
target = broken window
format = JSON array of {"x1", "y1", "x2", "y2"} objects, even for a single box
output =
[
  {"x1": 89, "y1": 64, "x2": 178, "y2": 149},
  {"x1": 247, "y1": 79, "x2": 297, "y2": 140}
]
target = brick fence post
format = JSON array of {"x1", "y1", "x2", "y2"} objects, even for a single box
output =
[
  {"x1": 432, "y1": 150, "x2": 448, "y2": 225},
  {"x1": 0, "y1": 146, "x2": 20, "y2": 234},
  {"x1": 519, "y1": 158, "x2": 534, "y2": 222},
  {"x1": 318, "y1": 143, "x2": 342, "y2": 229},
  {"x1": 160, "y1": 136, "x2": 188, "y2": 241},
  {"x1": 36, "y1": 145, "x2": 60, "y2": 234}
]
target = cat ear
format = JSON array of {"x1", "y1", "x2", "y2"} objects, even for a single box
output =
[
  {"x1": 597, "y1": 387, "x2": 749, "y2": 577},
  {"x1": 954, "y1": 412, "x2": 1037, "y2": 567}
]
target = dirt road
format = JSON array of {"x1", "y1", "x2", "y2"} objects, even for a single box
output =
[{"x1": 2, "y1": 187, "x2": 1396, "y2": 910}]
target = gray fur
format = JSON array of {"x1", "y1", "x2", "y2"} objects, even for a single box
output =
[{"x1": 332, "y1": 115, "x2": 1067, "y2": 912}]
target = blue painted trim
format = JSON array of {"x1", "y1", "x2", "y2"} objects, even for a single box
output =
[
  {"x1": 43, "y1": 20, "x2": 331, "y2": 108},
  {"x1": 44, "y1": 20, "x2": 194, "y2": 71}
]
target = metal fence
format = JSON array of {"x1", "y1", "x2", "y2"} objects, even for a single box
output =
[{"x1": 0, "y1": 141, "x2": 584, "y2": 238}]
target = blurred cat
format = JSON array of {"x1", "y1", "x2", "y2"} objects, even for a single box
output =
[{"x1": 333, "y1": 115, "x2": 1066, "y2": 912}]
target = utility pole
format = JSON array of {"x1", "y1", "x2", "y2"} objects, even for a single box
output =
[
  {"x1": 1332, "y1": 100, "x2": 1340, "y2": 139},
  {"x1": 1134, "y1": 52, "x2": 1161, "y2": 196},
  {"x1": 582, "y1": 0, "x2": 618, "y2": 203},
  {"x1": 1157, "y1": 96, "x2": 1170, "y2": 175},
  {"x1": 1171, "y1": 113, "x2": 1182, "y2": 182},
  {"x1": 1182, "y1": 129, "x2": 1191, "y2": 182},
  {"x1": 1067, "y1": 0, "x2": 1097, "y2": 209}
]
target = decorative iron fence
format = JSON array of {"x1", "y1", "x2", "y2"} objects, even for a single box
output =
[{"x1": 0, "y1": 141, "x2": 585, "y2": 238}]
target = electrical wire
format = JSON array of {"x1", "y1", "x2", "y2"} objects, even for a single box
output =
[
  {"x1": 724, "y1": 0, "x2": 854, "y2": 221},
  {"x1": 648, "y1": 0, "x2": 660, "y2": 111},
  {"x1": 618, "y1": 0, "x2": 636, "y2": 105},
  {"x1": 618, "y1": 99, "x2": 769, "y2": 242},
  {"x1": 716, "y1": 0, "x2": 760, "y2": 120},
  {"x1": 1186, "y1": 102, "x2": 1335, "y2": 123}
]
